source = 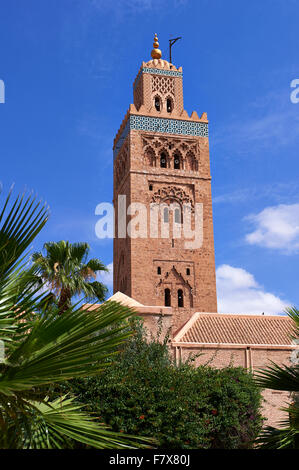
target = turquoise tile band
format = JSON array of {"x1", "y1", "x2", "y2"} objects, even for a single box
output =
[{"x1": 114, "y1": 115, "x2": 208, "y2": 159}]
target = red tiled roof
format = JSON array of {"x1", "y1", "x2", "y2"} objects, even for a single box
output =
[{"x1": 173, "y1": 313, "x2": 295, "y2": 346}]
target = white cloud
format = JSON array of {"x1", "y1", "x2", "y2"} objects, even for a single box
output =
[
  {"x1": 216, "y1": 264, "x2": 289, "y2": 315},
  {"x1": 245, "y1": 203, "x2": 299, "y2": 253},
  {"x1": 97, "y1": 262, "x2": 113, "y2": 288}
]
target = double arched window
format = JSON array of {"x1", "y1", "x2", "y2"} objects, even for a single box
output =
[
  {"x1": 164, "y1": 288, "x2": 171, "y2": 307},
  {"x1": 153, "y1": 95, "x2": 173, "y2": 113},
  {"x1": 164, "y1": 288, "x2": 184, "y2": 307},
  {"x1": 154, "y1": 96, "x2": 161, "y2": 111},
  {"x1": 174, "y1": 154, "x2": 180, "y2": 170},
  {"x1": 186, "y1": 151, "x2": 198, "y2": 171},
  {"x1": 163, "y1": 205, "x2": 182, "y2": 224},
  {"x1": 160, "y1": 152, "x2": 167, "y2": 168},
  {"x1": 145, "y1": 147, "x2": 156, "y2": 167},
  {"x1": 163, "y1": 207, "x2": 169, "y2": 223},
  {"x1": 174, "y1": 208, "x2": 181, "y2": 224},
  {"x1": 178, "y1": 289, "x2": 184, "y2": 307},
  {"x1": 166, "y1": 97, "x2": 173, "y2": 113},
  {"x1": 159, "y1": 150, "x2": 182, "y2": 170}
]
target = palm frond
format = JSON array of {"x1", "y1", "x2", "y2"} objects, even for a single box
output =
[
  {"x1": 0, "y1": 301, "x2": 134, "y2": 395},
  {"x1": 255, "y1": 306, "x2": 299, "y2": 449},
  {"x1": 0, "y1": 188, "x2": 149, "y2": 448},
  {"x1": 69, "y1": 242, "x2": 90, "y2": 264},
  {"x1": 0, "y1": 188, "x2": 48, "y2": 342},
  {"x1": 87, "y1": 281, "x2": 108, "y2": 302},
  {"x1": 85, "y1": 258, "x2": 108, "y2": 273},
  {"x1": 0, "y1": 190, "x2": 48, "y2": 280},
  {"x1": 285, "y1": 307, "x2": 299, "y2": 340},
  {"x1": 23, "y1": 396, "x2": 151, "y2": 449},
  {"x1": 255, "y1": 362, "x2": 299, "y2": 391},
  {"x1": 31, "y1": 240, "x2": 108, "y2": 307},
  {"x1": 256, "y1": 425, "x2": 299, "y2": 449}
]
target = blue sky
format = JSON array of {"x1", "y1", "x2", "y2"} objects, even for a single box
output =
[{"x1": 0, "y1": 0, "x2": 298, "y2": 313}]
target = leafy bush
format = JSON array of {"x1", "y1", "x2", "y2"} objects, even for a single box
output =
[{"x1": 60, "y1": 319, "x2": 263, "y2": 449}]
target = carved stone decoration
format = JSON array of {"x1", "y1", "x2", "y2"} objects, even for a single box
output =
[
  {"x1": 152, "y1": 75, "x2": 175, "y2": 96},
  {"x1": 141, "y1": 134, "x2": 199, "y2": 171},
  {"x1": 134, "y1": 78, "x2": 143, "y2": 110},
  {"x1": 144, "y1": 145, "x2": 156, "y2": 167},
  {"x1": 156, "y1": 265, "x2": 193, "y2": 309},
  {"x1": 115, "y1": 139, "x2": 129, "y2": 188},
  {"x1": 151, "y1": 186, "x2": 194, "y2": 210}
]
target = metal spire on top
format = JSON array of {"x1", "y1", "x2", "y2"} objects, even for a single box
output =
[
  {"x1": 169, "y1": 36, "x2": 182, "y2": 64},
  {"x1": 151, "y1": 33, "x2": 162, "y2": 59}
]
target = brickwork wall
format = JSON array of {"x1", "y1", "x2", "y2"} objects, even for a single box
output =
[
  {"x1": 137, "y1": 312, "x2": 173, "y2": 341},
  {"x1": 112, "y1": 58, "x2": 294, "y2": 439},
  {"x1": 176, "y1": 345, "x2": 292, "y2": 427},
  {"x1": 133, "y1": 67, "x2": 184, "y2": 117},
  {"x1": 119, "y1": 128, "x2": 217, "y2": 330},
  {"x1": 113, "y1": 60, "x2": 217, "y2": 331},
  {"x1": 113, "y1": 135, "x2": 132, "y2": 296}
]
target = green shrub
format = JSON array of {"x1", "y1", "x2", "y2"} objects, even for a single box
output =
[{"x1": 59, "y1": 319, "x2": 263, "y2": 449}]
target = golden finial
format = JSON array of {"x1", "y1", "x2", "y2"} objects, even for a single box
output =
[{"x1": 151, "y1": 33, "x2": 162, "y2": 60}]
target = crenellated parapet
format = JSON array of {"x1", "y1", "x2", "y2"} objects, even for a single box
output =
[
  {"x1": 114, "y1": 35, "x2": 208, "y2": 160},
  {"x1": 113, "y1": 33, "x2": 217, "y2": 323}
]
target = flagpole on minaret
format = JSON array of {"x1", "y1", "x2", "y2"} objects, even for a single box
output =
[{"x1": 169, "y1": 36, "x2": 182, "y2": 64}]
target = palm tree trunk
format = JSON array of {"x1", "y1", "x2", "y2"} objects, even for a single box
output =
[{"x1": 58, "y1": 287, "x2": 71, "y2": 315}]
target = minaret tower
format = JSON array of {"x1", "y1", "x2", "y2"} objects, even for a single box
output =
[{"x1": 113, "y1": 35, "x2": 217, "y2": 330}]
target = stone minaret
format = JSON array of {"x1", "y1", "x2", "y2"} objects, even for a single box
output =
[{"x1": 113, "y1": 34, "x2": 217, "y2": 330}]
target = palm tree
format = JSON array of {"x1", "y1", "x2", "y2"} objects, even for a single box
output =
[
  {"x1": 32, "y1": 241, "x2": 108, "y2": 314},
  {"x1": 0, "y1": 188, "x2": 150, "y2": 449},
  {"x1": 255, "y1": 307, "x2": 299, "y2": 449}
]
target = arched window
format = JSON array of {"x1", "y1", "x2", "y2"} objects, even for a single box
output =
[
  {"x1": 145, "y1": 147, "x2": 155, "y2": 167},
  {"x1": 186, "y1": 268, "x2": 190, "y2": 276},
  {"x1": 174, "y1": 208, "x2": 181, "y2": 224},
  {"x1": 154, "y1": 96, "x2": 161, "y2": 111},
  {"x1": 157, "y1": 266, "x2": 161, "y2": 275},
  {"x1": 186, "y1": 151, "x2": 197, "y2": 171},
  {"x1": 165, "y1": 288, "x2": 171, "y2": 307},
  {"x1": 163, "y1": 207, "x2": 169, "y2": 223},
  {"x1": 166, "y1": 98, "x2": 173, "y2": 113},
  {"x1": 178, "y1": 289, "x2": 184, "y2": 308},
  {"x1": 174, "y1": 154, "x2": 180, "y2": 170},
  {"x1": 160, "y1": 152, "x2": 167, "y2": 168}
]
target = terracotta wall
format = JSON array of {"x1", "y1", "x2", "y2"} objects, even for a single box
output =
[{"x1": 175, "y1": 345, "x2": 292, "y2": 427}]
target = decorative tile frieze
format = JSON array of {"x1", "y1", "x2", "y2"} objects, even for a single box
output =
[
  {"x1": 114, "y1": 115, "x2": 208, "y2": 159},
  {"x1": 143, "y1": 67, "x2": 183, "y2": 77}
]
